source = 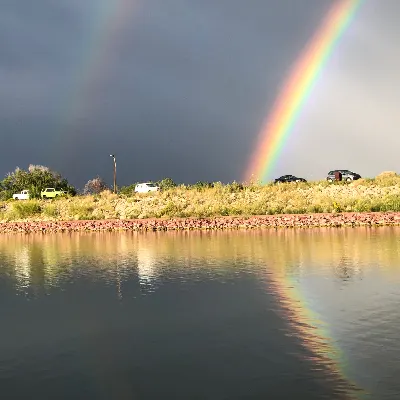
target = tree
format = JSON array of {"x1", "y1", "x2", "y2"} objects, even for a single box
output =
[
  {"x1": 157, "y1": 178, "x2": 177, "y2": 190},
  {"x1": 119, "y1": 183, "x2": 137, "y2": 196},
  {"x1": 83, "y1": 176, "x2": 108, "y2": 195},
  {"x1": 0, "y1": 165, "x2": 76, "y2": 200}
]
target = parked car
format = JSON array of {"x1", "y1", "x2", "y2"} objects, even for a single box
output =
[
  {"x1": 134, "y1": 182, "x2": 160, "y2": 193},
  {"x1": 12, "y1": 190, "x2": 30, "y2": 200},
  {"x1": 40, "y1": 188, "x2": 67, "y2": 199},
  {"x1": 274, "y1": 175, "x2": 307, "y2": 184},
  {"x1": 327, "y1": 170, "x2": 361, "y2": 183}
]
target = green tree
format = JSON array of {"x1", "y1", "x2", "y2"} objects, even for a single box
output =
[
  {"x1": 0, "y1": 165, "x2": 76, "y2": 200},
  {"x1": 119, "y1": 183, "x2": 137, "y2": 196},
  {"x1": 157, "y1": 178, "x2": 177, "y2": 190}
]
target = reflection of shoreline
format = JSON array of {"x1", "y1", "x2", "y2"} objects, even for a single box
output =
[{"x1": 1, "y1": 227, "x2": 399, "y2": 293}]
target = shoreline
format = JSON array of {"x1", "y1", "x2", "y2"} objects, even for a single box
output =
[{"x1": 1, "y1": 211, "x2": 400, "y2": 234}]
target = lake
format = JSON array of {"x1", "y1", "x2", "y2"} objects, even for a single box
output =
[{"x1": 1, "y1": 227, "x2": 400, "y2": 399}]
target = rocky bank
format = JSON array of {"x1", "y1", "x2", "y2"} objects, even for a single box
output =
[{"x1": 1, "y1": 212, "x2": 400, "y2": 234}]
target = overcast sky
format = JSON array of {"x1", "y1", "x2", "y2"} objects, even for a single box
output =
[{"x1": 1, "y1": 0, "x2": 398, "y2": 188}]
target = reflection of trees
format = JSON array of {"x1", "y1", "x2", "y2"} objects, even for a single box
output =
[{"x1": 0, "y1": 226, "x2": 399, "y2": 290}]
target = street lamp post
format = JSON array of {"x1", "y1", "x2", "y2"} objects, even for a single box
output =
[{"x1": 110, "y1": 154, "x2": 117, "y2": 193}]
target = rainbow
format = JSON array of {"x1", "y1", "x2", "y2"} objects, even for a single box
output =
[
  {"x1": 244, "y1": 0, "x2": 363, "y2": 183},
  {"x1": 56, "y1": 0, "x2": 137, "y2": 153},
  {"x1": 265, "y1": 268, "x2": 364, "y2": 399}
]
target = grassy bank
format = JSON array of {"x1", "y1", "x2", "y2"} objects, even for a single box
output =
[{"x1": 1, "y1": 173, "x2": 400, "y2": 222}]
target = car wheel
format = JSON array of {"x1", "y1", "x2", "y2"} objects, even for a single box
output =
[
  {"x1": 327, "y1": 178, "x2": 333, "y2": 183},
  {"x1": 346, "y1": 177, "x2": 352, "y2": 182},
  {"x1": 296, "y1": 180, "x2": 301, "y2": 182}
]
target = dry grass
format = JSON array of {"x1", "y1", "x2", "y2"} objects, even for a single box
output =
[{"x1": 1, "y1": 173, "x2": 400, "y2": 222}]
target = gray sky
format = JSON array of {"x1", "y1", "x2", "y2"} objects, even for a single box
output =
[{"x1": 1, "y1": 0, "x2": 398, "y2": 188}]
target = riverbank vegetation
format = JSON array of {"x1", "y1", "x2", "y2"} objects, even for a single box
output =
[
  {"x1": 0, "y1": 165, "x2": 75, "y2": 200},
  {"x1": 1, "y1": 172, "x2": 400, "y2": 222}
]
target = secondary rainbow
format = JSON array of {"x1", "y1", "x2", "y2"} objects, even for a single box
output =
[
  {"x1": 56, "y1": 0, "x2": 136, "y2": 155},
  {"x1": 244, "y1": 0, "x2": 363, "y2": 183}
]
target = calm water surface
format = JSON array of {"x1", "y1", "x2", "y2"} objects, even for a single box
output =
[{"x1": 1, "y1": 228, "x2": 400, "y2": 399}]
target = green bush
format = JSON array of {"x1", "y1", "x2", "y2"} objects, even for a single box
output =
[
  {"x1": 69, "y1": 203, "x2": 95, "y2": 220},
  {"x1": 157, "y1": 178, "x2": 177, "y2": 190},
  {"x1": 11, "y1": 201, "x2": 42, "y2": 219},
  {"x1": 191, "y1": 181, "x2": 214, "y2": 191},
  {"x1": 43, "y1": 204, "x2": 59, "y2": 217},
  {"x1": 119, "y1": 184, "x2": 137, "y2": 196},
  {"x1": 156, "y1": 201, "x2": 181, "y2": 217}
]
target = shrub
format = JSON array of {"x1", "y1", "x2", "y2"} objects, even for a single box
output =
[
  {"x1": 43, "y1": 203, "x2": 59, "y2": 218},
  {"x1": 10, "y1": 200, "x2": 42, "y2": 219},
  {"x1": 119, "y1": 184, "x2": 137, "y2": 196},
  {"x1": 83, "y1": 176, "x2": 108, "y2": 195},
  {"x1": 69, "y1": 203, "x2": 95, "y2": 220},
  {"x1": 191, "y1": 181, "x2": 214, "y2": 191},
  {"x1": 226, "y1": 181, "x2": 244, "y2": 193},
  {"x1": 374, "y1": 172, "x2": 400, "y2": 187},
  {"x1": 157, "y1": 178, "x2": 177, "y2": 190}
]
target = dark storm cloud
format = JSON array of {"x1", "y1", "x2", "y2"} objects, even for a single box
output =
[{"x1": 3, "y1": 0, "x2": 395, "y2": 188}]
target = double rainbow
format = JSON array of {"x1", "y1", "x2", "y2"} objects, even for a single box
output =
[{"x1": 245, "y1": 0, "x2": 363, "y2": 183}]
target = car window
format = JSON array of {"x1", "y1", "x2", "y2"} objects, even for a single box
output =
[{"x1": 147, "y1": 183, "x2": 156, "y2": 187}]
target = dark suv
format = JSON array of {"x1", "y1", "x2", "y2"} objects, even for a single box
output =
[
  {"x1": 274, "y1": 175, "x2": 307, "y2": 183},
  {"x1": 327, "y1": 170, "x2": 361, "y2": 183}
]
